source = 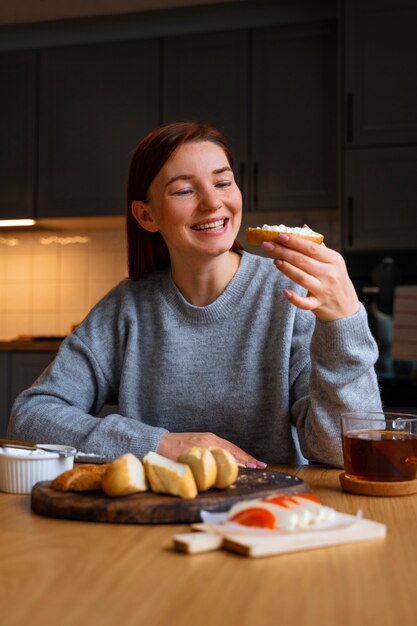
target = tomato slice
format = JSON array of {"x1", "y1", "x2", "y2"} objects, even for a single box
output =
[
  {"x1": 265, "y1": 494, "x2": 321, "y2": 508},
  {"x1": 230, "y1": 507, "x2": 276, "y2": 529},
  {"x1": 264, "y1": 495, "x2": 295, "y2": 508}
]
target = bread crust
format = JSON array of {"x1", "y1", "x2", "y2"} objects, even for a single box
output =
[
  {"x1": 209, "y1": 447, "x2": 239, "y2": 489},
  {"x1": 101, "y1": 453, "x2": 148, "y2": 497},
  {"x1": 177, "y1": 447, "x2": 217, "y2": 491},
  {"x1": 246, "y1": 227, "x2": 324, "y2": 246},
  {"x1": 51, "y1": 463, "x2": 108, "y2": 492},
  {"x1": 143, "y1": 452, "x2": 198, "y2": 499}
]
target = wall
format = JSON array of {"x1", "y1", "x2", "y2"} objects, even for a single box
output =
[
  {"x1": 0, "y1": 225, "x2": 127, "y2": 340},
  {"x1": 0, "y1": 208, "x2": 340, "y2": 341}
]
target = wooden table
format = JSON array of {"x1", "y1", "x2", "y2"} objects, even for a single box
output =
[{"x1": 1, "y1": 465, "x2": 416, "y2": 626}]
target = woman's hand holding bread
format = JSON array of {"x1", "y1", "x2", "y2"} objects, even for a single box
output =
[
  {"x1": 157, "y1": 431, "x2": 267, "y2": 469},
  {"x1": 247, "y1": 225, "x2": 359, "y2": 322}
]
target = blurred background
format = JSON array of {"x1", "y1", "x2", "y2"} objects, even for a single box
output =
[{"x1": 0, "y1": 0, "x2": 416, "y2": 433}]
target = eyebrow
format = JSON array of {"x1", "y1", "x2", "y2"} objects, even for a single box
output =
[{"x1": 165, "y1": 166, "x2": 232, "y2": 188}]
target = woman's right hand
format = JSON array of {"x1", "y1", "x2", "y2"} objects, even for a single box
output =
[{"x1": 157, "y1": 432, "x2": 267, "y2": 469}]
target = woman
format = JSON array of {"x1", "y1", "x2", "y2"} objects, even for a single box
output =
[{"x1": 8, "y1": 122, "x2": 382, "y2": 467}]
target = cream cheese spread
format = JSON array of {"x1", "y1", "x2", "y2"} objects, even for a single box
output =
[
  {"x1": 227, "y1": 494, "x2": 336, "y2": 530},
  {"x1": 0, "y1": 447, "x2": 50, "y2": 457},
  {"x1": 256, "y1": 224, "x2": 320, "y2": 237}
]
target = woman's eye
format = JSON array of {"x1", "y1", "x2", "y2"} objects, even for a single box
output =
[
  {"x1": 216, "y1": 180, "x2": 232, "y2": 189},
  {"x1": 172, "y1": 188, "x2": 193, "y2": 196}
]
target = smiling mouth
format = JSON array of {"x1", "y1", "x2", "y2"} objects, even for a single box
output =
[{"x1": 192, "y1": 219, "x2": 226, "y2": 231}]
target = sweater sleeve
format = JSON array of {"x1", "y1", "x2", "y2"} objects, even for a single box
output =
[
  {"x1": 289, "y1": 304, "x2": 382, "y2": 467},
  {"x1": 7, "y1": 330, "x2": 168, "y2": 461}
]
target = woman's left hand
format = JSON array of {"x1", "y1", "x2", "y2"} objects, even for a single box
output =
[{"x1": 261, "y1": 232, "x2": 360, "y2": 321}]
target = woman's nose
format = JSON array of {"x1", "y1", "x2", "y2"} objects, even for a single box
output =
[{"x1": 200, "y1": 188, "x2": 222, "y2": 211}]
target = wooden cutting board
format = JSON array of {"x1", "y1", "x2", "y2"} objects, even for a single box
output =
[
  {"x1": 173, "y1": 516, "x2": 387, "y2": 557},
  {"x1": 30, "y1": 468, "x2": 309, "y2": 524}
]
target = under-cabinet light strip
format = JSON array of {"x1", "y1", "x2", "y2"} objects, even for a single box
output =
[{"x1": 0, "y1": 219, "x2": 36, "y2": 227}]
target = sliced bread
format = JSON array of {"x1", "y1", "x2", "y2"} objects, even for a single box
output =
[
  {"x1": 101, "y1": 453, "x2": 148, "y2": 497},
  {"x1": 209, "y1": 447, "x2": 239, "y2": 488},
  {"x1": 177, "y1": 447, "x2": 217, "y2": 491},
  {"x1": 143, "y1": 451, "x2": 198, "y2": 499}
]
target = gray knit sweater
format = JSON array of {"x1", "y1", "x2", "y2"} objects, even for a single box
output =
[{"x1": 8, "y1": 251, "x2": 382, "y2": 466}]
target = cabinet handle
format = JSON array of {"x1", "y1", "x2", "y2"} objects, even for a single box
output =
[
  {"x1": 253, "y1": 162, "x2": 259, "y2": 210},
  {"x1": 347, "y1": 196, "x2": 353, "y2": 247},
  {"x1": 346, "y1": 93, "x2": 353, "y2": 143}
]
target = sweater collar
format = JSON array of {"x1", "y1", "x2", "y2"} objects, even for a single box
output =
[{"x1": 161, "y1": 251, "x2": 256, "y2": 324}]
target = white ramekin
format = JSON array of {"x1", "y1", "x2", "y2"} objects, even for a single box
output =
[{"x1": 0, "y1": 444, "x2": 76, "y2": 494}]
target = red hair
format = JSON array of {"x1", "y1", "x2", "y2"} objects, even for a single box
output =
[{"x1": 126, "y1": 122, "x2": 244, "y2": 281}]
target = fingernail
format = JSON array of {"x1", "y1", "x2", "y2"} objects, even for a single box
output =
[
  {"x1": 256, "y1": 461, "x2": 268, "y2": 469},
  {"x1": 275, "y1": 259, "x2": 283, "y2": 267},
  {"x1": 277, "y1": 233, "x2": 290, "y2": 242},
  {"x1": 261, "y1": 241, "x2": 274, "y2": 251},
  {"x1": 245, "y1": 462, "x2": 257, "y2": 469}
]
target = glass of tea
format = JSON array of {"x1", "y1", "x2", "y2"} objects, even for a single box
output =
[{"x1": 341, "y1": 412, "x2": 417, "y2": 482}]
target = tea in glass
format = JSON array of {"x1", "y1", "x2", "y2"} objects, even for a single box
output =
[{"x1": 341, "y1": 412, "x2": 417, "y2": 482}]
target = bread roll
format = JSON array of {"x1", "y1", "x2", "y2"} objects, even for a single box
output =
[
  {"x1": 177, "y1": 447, "x2": 217, "y2": 491},
  {"x1": 246, "y1": 224, "x2": 324, "y2": 245},
  {"x1": 51, "y1": 463, "x2": 109, "y2": 492},
  {"x1": 143, "y1": 451, "x2": 198, "y2": 499},
  {"x1": 209, "y1": 447, "x2": 239, "y2": 489},
  {"x1": 101, "y1": 453, "x2": 148, "y2": 497}
]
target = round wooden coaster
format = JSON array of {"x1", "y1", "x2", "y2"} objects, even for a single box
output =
[{"x1": 339, "y1": 472, "x2": 417, "y2": 497}]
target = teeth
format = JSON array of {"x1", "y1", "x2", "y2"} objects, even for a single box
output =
[{"x1": 193, "y1": 219, "x2": 225, "y2": 231}]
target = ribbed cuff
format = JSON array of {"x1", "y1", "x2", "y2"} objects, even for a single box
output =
[{"x1": 312, "y1": 304, "x2": 377, "y2": 354}]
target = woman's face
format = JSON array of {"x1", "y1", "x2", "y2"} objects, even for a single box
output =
[{"x1": 133, "y1": 141, "x2": 242, "y2": 265}]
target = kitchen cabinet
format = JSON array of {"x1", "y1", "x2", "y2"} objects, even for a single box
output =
[
  {"x1": 10, "y1": 352, "x2": 56, "y2": 406},
  {"x1": 342, "y1": 0, "x2": 417, "y2": 251},
  {"x1": 162, "y1": 30, "x2": 249, "y2": 199},
  {"x1": 0, "y1": 51, "x2": 36, "y2": 219},
  {"x1": 0, "y1": 8, "x2": 338, "y2": 220},
  {"x1": 0, "y1": 352, "x2": 55, "y2": 438},
  {"x1": 38, "y1": 39, "x2": 160, "y2": 217},
  {"x1": 344, "y1": 146, "x2": 417, "y2": 251},
  {"x1": 0, "y1": 354, "x2": 10, "y2": 437},
  {"x1": 162, "y1": 21, "x2": 337, "y2": 212},
  {"x1": 251, "y1": 21, "x2": 337, "y2": 211},
  {"x1": 344, "y1": 0, "x2": 417, "y2": 147},
  {"x1": 1, "y1": 348, "x2": 119, "y2": 437}
]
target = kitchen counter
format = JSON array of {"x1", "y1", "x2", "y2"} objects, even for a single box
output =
[
  {"x1": 0, "y1": 339, "x2": 64, "y2": 352},
  {"x1": 1, "y1": 465, "x2": 416, "y2": 626}
]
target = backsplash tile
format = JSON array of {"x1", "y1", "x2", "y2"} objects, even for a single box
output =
[{"x1": 0, "y1": 226, "x2": 128, "y2": 340}]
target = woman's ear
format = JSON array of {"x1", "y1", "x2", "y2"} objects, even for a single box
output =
[{"x1": 131, "y1": 201, "x2": 159, "y2": 233}]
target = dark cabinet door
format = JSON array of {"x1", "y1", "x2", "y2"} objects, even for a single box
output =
[
  {"x1": 0, "y1": 354, "x2": 10, "y2": 437},
  {"x1": 38, "y1": 39, "x2": 160, "y2": 217},
  {"x1": 251, "y1": 21, "x2": 337, "y2": 211},
  {"x1": 1, "y1": 352, "x2": 56, "y2": 438},
  {"x1": 10, "y1": 353, "x2": 56, "y2": 406},
  {"x1": 162, "y1": 30, "x2": 249, "y2": 201},
  {"x1": 0, "y1": 51, "x2": 36, "y2": 219},
  {"x1": 344, "y1": 0, "x2": 417, "y2": 147},
  {"x1": 344, "y1": 146, "x2": 417, "y2": 250}
]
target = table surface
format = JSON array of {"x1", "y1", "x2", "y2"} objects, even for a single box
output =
[{"x1": 1, "y1": 464, "x2": 416, "y2": 626}]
